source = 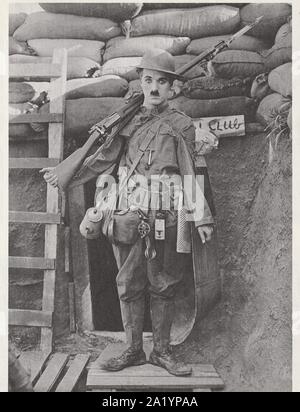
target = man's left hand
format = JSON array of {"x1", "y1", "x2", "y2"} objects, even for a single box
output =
[{"x1": 197, "y1": 225, "x2": 214, "y2": 244}]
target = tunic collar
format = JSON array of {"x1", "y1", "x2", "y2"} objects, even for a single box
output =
[
  {"x1": 119, "y1": 101, "x2": 170, "y2": 138},
  {"x1": 140, "y1": 101, "x2": 169, "y2": 117}
]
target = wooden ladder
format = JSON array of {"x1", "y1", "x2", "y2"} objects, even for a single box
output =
[{"x1": 9, "y1": 49, "x2": 67, "y2": 364}]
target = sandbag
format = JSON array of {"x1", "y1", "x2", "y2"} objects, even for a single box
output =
[
  {"x1": 9, "y1": 83, "x2": 35, "y2": 103},
  {"x1": 128, "y1": 6, "x2": 240, "y2": 39},
  {"x1": 13, "y1": 12, "x2": 121, "y2": 42},
  {"x1": 65, "y1": 98, "x2": 124, "y2": 137},
  {"x1": 101, "y1": 57, "x2": 142, "y2": 81},
  {"x1": 251, "y1": 73, "x2": 271, "y2": 102},
  {"x1": 170, "y1": 96, "x2": 256, "y2": 120},
  {"x1": 9, "y1": 82, "x2": 49, "y2": 103},
  {"x1": 174, "y1": 55, "x2": 206, "y2": 80},
  {"x1": 9, "y1": 37, "x2": 36, "y2": 56},
  {"x1": 27, "y1": 39, "x2": 105, "y2": 63},
  {"x1": 182, "y1": 77, "x2": 251, "y2": 100},
  {"x1": 142, "y1": 3, "x2": 212, "y2": 9},
  {"x1": 187, "y1": 35, "x2": 270, "y2": 55},
  {"x1": 10, "y1": 102, "x2": 44, "y2": 118},
  {"x1": 65, "y1": 76, "x2": 128, "y2": 99},
  {"x1": 39, "y1": 97, "x2": 125, "y2": 137},
  {"x1": 275, "y1": 20, "x2": 292, "y2": 44},
  {"x1": 143, "y1": 3, "x2": 247, "y2": 11},
  {"x1": 268, "y1": 63, "x2": 292, "y2": 97},
  {"x1": 39, "y1": 3, "x2": 143, "y2": 22},
  {"x1": 9, "y1": 103, "x2": 33, "y2": 138},
  {"x1": 256, "y1": 93, "x2": 292, "y2": 126},
  {"x1": 9, "y1": 12, "x2": 27, "y2": 36},
  {"x1": 240, "y1": 3, "x2": 292, "y2": 40},
  {"x1": 9, "y1": 123, "x2": 33, "y2": 138},
  {"x1": 263, "y1": 32, "x2": 292, "y2": 72},
  {"x1": 66, "y1": 58, "x2": 100, "y2": 80},
  {"x1": 124, "y1": 79, "x2": 142, "y2": 100},
  {"x1": 9, "y1": 55, "x2": 100, "y2": 80},
  {"x1": 211, "y1": 50, "x2": 266, "y2": 79},
  {"x1": 104, "y1": 36, "x2": 191, "y2": 62}
]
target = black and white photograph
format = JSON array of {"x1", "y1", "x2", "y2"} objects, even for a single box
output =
[{"x1": 2, "y1": 0, "x2": 297, "y2": 393}]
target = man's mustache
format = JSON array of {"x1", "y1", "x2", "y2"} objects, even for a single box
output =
[{"x1": 150, "y1": 91, "x2": 160, "y2": 96}]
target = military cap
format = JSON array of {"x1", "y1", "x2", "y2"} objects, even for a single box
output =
[{"x1": 136, "y1": 48, "x2": 185, "y2": 81}]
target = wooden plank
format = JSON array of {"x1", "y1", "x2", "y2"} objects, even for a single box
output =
[
  {"x1": 9, "y1": 211, "x2": 61, "y2": 224},
  {"x1": 65, "y1": 226, "x2": 76, "y2": 333},
  {"x1": 19, "y1": 350, "x2": 51, "y2": 385},
  {"x1": 9, "y1": 113, "x2": 63, "y2": 124},
  {"x1": 86, "y1": 375, "x2": 224, "y2": 390},
  {"x1": 61, "y1": 191, "x2": 67, "y2": 219},
  {"x1": 89, "y1": 366, "x2": 220, "y2": 378},
  {"x1": 40, "y1": 273, "x2": 56, "y2": 353},
  {"x1": 10, "y1": 63, "x2": 61, "y2": 79},
  {"x1": 48, "y1": 48, "x2": 67, "y2": 161},
  {"x1": 65, "y1": 227, "x2": 70, "y2": 274},
  {"x1": 9, "y1": 158, "x2": 60, "y2": 169},
  {"x1": 56, "y1": 355, "x2": 90, "y2": 392},
  {"x1": 34, "y1": 353, "x2": 69, "y2": 392},
  {"x1": 69, "y1": 283, "x2": 76, "y2": 333},
  {"x1": 9, "y1": 135, "x2": 48, "y2": 144},
  {"x1": 9, "y1": 309, "x2": 52, "y2": 327},
  {"x1": 68, "y1": 185, "x2": 94, "y2": 332},
  {"x1": 41, "y1": 48, "x2": 68, "y2": 353},
  {"x1": 9, "y1": 256, "x2": 55, "y2": 270}
]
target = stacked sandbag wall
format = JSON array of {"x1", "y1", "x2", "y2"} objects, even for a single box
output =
[
  {"x1": 10, "y1": 3, "x2": 292, "y2": 137},
  {"x1": 256, "y1": 17, "x2": 292, "y2": 136}
]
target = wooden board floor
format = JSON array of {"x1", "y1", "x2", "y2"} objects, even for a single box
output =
[{"x1": 87, "y1": 343, "x2": 224, "y2": 392}]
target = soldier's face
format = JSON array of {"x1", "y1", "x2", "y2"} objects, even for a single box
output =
[{"x1": 140, "y1": 69, "x2": 172, "y2": 108}]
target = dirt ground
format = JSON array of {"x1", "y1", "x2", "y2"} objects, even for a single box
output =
[{"x1": 175, "y1": 132, "x2": 292, "y2": 392}]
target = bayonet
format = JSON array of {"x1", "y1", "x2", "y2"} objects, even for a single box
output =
[{"x1": 226, "y1": 16, "x2": 264, "y2": 46}]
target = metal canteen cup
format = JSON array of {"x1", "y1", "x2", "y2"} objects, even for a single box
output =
[{"x1": 79, "y1": 207, "x2": 104, "y2": 239}]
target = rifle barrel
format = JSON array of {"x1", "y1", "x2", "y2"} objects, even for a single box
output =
[
  {"x1": 175, "y1": 47, "x2": 221, "y2": 76},
  {"x1": 175, "y1": 17, "x2": 264, "y2": 78}
]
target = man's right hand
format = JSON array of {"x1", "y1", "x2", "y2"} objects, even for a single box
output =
[{"x1": 39, "y1": 167, "x2": 58, "y2": 188}]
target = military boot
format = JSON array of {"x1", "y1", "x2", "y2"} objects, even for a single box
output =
[
  {"x1": 101, "y1": 346, "x2": 146, "y2": 372},
  {"x1": 149, "y1": 296, "x2": 192, "y2": 377},
  {"x1": 101, "y1": 298, "x2": 147, "y2": 371}
]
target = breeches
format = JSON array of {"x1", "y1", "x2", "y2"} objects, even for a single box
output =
[{"x1": 112, "y1": 225, "x2": 189, "y2": 302}]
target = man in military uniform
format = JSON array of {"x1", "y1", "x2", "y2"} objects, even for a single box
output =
[{"x1": 42, "y1": 49, "x2": 214, "y2": 376}]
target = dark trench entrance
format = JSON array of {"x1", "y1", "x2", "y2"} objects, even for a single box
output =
[{"x1": 85, "y1": 180, "x2": 152, "y2": 332}]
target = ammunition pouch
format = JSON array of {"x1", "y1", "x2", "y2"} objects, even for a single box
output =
[{"x1": 104, "y1": 209, "x2": 143, "y2": 246}]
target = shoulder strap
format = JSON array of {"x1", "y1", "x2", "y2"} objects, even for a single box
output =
[{"x1": 118, "y1": 121, "x2": 161, "y2": 196}]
